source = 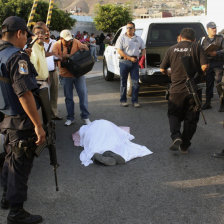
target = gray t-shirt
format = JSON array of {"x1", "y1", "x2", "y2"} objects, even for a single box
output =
[{"x1": 115, "y1": 33, "x2": 145, "y2": 57}]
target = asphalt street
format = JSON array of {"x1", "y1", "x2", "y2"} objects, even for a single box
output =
[{"x1": 1, "y1": 60, "x2": 224, "y2": 224}]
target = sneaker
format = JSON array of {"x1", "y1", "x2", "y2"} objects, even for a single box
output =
[
  {"x1": 212, "y1": 150, "x2": 224, "y2": 158},
  {"x1": 83, "y1": 118, "x2": 91, "y2": 125},
  {"x1": 169, "y1": 138, "x2": 182, "y2": 151},
  {"x1": 179, "y1": 145, "x2": 189, "y2": 154},
  {"x1": 120, "y1": 102, "x2": 128, "y2": 107},
  {"x1": 102, "y1": 151, "x2": 125, "y2": 165},
  {"x1": 64, "y1": 120, "x2": 74, "y2": 126},
  {"x1": 7, "y1": 208, "x2": 43, "y2": 224},
  {"x1": 92, "y1": 153, "x2": 116, "y2": 166},
  {"x1": 133, "y1": 103, "x2": 141, "y2": 108}
]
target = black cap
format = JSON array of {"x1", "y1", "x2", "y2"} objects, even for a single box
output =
[
  {"x1": 207, "y1": 21, "x2": 216, "y2": 29},
  {"x1": 2, "y1": 16, "x2": 33, "y2": 37}
]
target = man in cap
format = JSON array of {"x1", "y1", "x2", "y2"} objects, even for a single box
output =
[
  {"x1": 200, "y1": 22, "x2": 224, "y2": 111},
  {"x1": 0, "y1": 16, "x2": 45, "y2": 224},
  {"x1": 52, "y1": 29, "x2": 91, "y2": 126}
]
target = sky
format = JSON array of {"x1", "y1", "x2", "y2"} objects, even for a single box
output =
[{"x1": 207, "y1": 0, "x2": 224, "y2": 31}]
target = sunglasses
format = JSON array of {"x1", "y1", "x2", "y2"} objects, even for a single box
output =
[
  {"x1": 34, "y1": 31, "x2": 45, "y2": 36},
  {"x1": 127, "y1": 27, "x2": 134, "y2": 30}
]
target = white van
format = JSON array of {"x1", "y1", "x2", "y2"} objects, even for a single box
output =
[{"x1": 103, "y1": 16, "x2": 207, "y2": 95}]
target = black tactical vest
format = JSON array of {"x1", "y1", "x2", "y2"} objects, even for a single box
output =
[{"x1": 0, "y1": 46, "x2": 25, "y2": 115}]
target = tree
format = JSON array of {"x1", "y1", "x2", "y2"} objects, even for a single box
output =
[
  {"x1": 94, "y1": 4, "x2": 133, "y2": 34},
  {"x1": 0, "y1": 0, "x2": 76, "y2": 32}
]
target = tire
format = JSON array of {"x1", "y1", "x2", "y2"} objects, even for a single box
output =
[
  {"x1": 103, "y1": 59, "x2": 114, "y2": 81},
  {"x1": 127, "y1": 74, "x2": 132, "y2": 96}
]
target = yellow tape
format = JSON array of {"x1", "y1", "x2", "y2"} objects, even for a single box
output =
[
  {"x1": 27, "y1": 0, "x2": 39, "y2": 28},
  {"x1": 46, "y1": 0, "x2": 54, "y2": 27}
]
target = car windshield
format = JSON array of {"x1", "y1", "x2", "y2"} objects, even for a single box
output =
[
  {"x1": 147, "y1": 23, "x2": 206, "y2": 47},
  {"x1": 135, "y1": 29, "x2": 143, "y2": 37}
]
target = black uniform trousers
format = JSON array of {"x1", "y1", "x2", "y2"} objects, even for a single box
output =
[
  {"x1": 168, "y1": 91, "x2": 201, "y2": 148},
  {"x1": 205, "y1": 62, "x2": 223, "y2": 100},
  {"x1": 1, "y1": 129, "x2": 36, "y2": 205}
]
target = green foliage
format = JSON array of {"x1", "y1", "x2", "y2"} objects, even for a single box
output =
[
  {"x1": 0, "y1": 0, "x2": 76, "y2": 32},
  {"x1": 94, "y1": 4, "x2": 133, "y2": 33}
]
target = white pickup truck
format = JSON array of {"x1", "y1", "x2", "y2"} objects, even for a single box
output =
[{"x1": 103, "y1": 16, "x2": 207, "y2": 95}]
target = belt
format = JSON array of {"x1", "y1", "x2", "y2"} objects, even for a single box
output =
[
  {"x1": 121, "y1": 56, "x2": 138, "y2": 60},
  {"x1": 37, "y1": 79, "x2": 48, "y2": 82},
  {"x1": 49, "y1": 70, "x2": 56, "y2": 73}
]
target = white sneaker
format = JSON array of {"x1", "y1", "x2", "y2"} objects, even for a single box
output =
[
  {"x1": 64, "y1": 120, "x2": 74, "y2": 126},
  {"x1": 83, "y1": 118, "x2": 91, "y2": 125}
]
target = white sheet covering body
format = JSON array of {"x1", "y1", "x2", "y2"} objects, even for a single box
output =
[{"x1": 78, "y1": 119, "x2": 152, "y2": 166}]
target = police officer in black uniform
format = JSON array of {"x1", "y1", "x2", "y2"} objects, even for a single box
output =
[
  {"x1": 160, "y1": 28, "x2": 208, "y2": 153},
  {"x1": 0, "y1": 16, "x2": 45, "y2": 224},
  {"x1": 200, "y1": 22, "x2": 224, "y2": 111}
]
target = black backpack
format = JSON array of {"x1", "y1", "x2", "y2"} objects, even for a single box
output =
[{"x1": 66, "y1": 50, "x2": 95, "y2": 77}]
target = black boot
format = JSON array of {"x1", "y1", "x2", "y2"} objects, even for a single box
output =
[
  {"x1": 218, "y1": 98, "x2": 224, "y2": 112},
  {"x1": 7, "y1": 208, "x2": 43, "y2": 224},
  {"x1": 0, "y1": 152, "x2": 6, "y2": 168},
  {"x1": 1, "y1": 188, "x2": 9, "y2": 209},
  {"x1": 202, "y1": 98, "x2": 212, "y2": 110}
]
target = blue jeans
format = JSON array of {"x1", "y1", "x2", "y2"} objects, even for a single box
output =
[
  {"x1": 119, "y1": 60, "x2": 139, "y2": 103},
  {"x1": 90, "y1": 46, "x2": 97, "y2": 62},
  {"x1": 59, "y1": 76, "x2": 90, "y2": 120}
]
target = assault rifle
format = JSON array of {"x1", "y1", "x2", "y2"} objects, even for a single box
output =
[
  {"x1": 35, "y1": 87, "x2": 59, "y2": 191},
  {"x1": 181, "y1": 55, "x2": 207, "y2": 125}
]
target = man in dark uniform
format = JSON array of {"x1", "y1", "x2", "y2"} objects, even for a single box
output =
[
  {"x1": 0, "y1": 16, "x2": 45, "y2": 224},
  {"x1": 160, "y1": 28, "x2": 208, "y2": 153},
  {"x1": 200, "y1": 22, "x2": 224, "y2": 111}
]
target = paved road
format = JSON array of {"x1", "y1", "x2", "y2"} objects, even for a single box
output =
[{"x1": 1, "y1": 61, "x2": 224, "y2": 224}]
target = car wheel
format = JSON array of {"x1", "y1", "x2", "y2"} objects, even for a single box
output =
[
  {"x1": 127, "y1": 74, "x2": 132, "y2": 96},
  {"x1": 103, "y1": 59, "x2": 114, "y2": 81}
]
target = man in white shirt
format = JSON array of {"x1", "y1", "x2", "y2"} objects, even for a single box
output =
[{"x1": 90, "y1": 33, "x2": 98, "y2": 62}]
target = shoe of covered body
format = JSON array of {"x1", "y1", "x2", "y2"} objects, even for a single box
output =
[
  {"x1": 7, "y1": 208, "x2": 43, "y2": 224},
  {"x1": 92, "y1": 153, "x2": 116, "y2": 166},
  {"x1": 83, "y1": 118, "x2": 91, "y2": 125},
  {"x1": 64, "y1": 120, "x2": 74, "y2": 126},
  {"x1": 102, "y1": 151, "x2": 125, "y2": 164},
  {"x1": 169, "y1": 138, "x2": 182, "y2": 151}
]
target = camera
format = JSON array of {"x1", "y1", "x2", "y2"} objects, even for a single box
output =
[{"x1": 61, "y1": 59, "x2": 69, "y2": 68}]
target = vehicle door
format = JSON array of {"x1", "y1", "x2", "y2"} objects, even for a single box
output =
[{"x1": 104, "y1": 28, "x2": 122, "y2": 75}]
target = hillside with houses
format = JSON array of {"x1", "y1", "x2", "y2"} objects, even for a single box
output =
[{"x1": 53, "y1": 0, "x2": 206, "y2": 18}]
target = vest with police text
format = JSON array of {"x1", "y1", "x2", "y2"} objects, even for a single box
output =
[
  {"x1": 0, "y1": 46, "x2": 26, "y2": 115},
  {"x1": 201, "y1": 35, "x2": 224, "y2": 62}
]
